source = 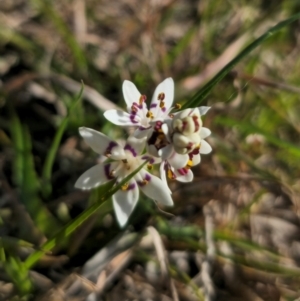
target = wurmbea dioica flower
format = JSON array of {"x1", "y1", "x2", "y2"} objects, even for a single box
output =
[
  {"x1": 76, "y1": 78, "x2": 212, "y2": 227},
  {"x1": 75, "y1": 127, "x2": 173, "y2": 227},
  {"x1": 146, "y1": 106, "x2": 212, "y2": 185},
  {"x1": 104, "y1": 78, "x2": 174, "y2": 138}
]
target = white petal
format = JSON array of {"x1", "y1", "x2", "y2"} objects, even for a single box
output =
[
  {"x1": 158, "y1": 144, "x2": 173, "y2": 160},
  {"x1": 175, "y1": 169, "x2": 193, "y2": 182},
  {"x1": 168, "y1": 151, "x2": 189, "y2": 169},
  {"x1": 79, "y1": 127, "x2": 118, "y2": 155},
  {"x1": 151, "y1": 78, "x2": 174, "y2": 110},
  {"x1": 192, "y1": 154, "x2": 201, "y2": 166},
  {"x1": 200, "y1": 140, "x2": 212, "y2": 154},
  {"x1": 122, "y1": 80, "x2": 141, "y2": 109},
  {"x1": 147, "y1": 144, "x2": 159, "y2": 157},
  {"x1": 137, "y1": 170, "x2": 173, "y2": 206},
  {"x1": 161, "y1": 122, "x2": 171, "y2": 142},
  {"x1": 198, "y1": 106, "x2": 211, "y2": 116},
  {"x1": 113, "y1": 181, "x2": 139, "y2": 227},
  {"x1": 110, "y1": 144, "x2": 126, "y2": 160},
  {"x1": 125, "y1": 136, "x2": 146, "y2": 155},
  {"x1": 75, "y1": 164, "x2": 109, "y2": 190},
  {"x1": 133, "y1": 127, "x2": 151, "y2": 139},
  {"x1": 160, "y1": 162, "x2": 172, "y2": 194},
  {"x1": 104, "y1": 110, "x2": 141, "y2": 126},
  {"x1": 200, "y1": 127, "x2": 211, "y2": 139}
]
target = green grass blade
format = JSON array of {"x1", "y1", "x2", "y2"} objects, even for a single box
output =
[
  {"x1": 42, "y1": 84, "x2": 84, "y2": 198},
  {"x1": 182, "y1": 12, "x2": 300, "y2": 109},
  {"x1": 9, "y1": 109, "x2": 60, "y2": 236},
  {"x1": 2, "y1": 252, "x2": 33, "y2": 295},
  {"x1": 24, "y1": 160, "x2": 148, "y2": 269}
]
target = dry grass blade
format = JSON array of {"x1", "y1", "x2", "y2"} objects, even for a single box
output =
[
  {"x1": 148, "y1": 226, "x2": 179, "y2": 301},
  {"x1": 50, "y1": 74, "x2": 120, "y2": 112}
]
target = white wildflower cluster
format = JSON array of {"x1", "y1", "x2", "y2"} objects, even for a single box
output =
[{"x1": 75, "y1": 78, "x2": 212, "y2": 227}]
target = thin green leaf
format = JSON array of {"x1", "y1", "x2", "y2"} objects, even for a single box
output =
[
  {"x1": 182, "y1": 12, "x2": 300, "y2": 109},
  {"x1": 24, "y1": 160, "x2": 148, "y2": 269},
  {"x1": 42, "y1": 84, "x2": 84, "y2": 198},
  {"x1": 9, "y1": 109, "x2": 59, "y2": 237},
  {"x1": 3, "y1": 254, "x2": 33, "y2": 295}
]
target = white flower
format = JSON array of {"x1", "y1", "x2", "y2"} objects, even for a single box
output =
[
  {"x1": 104, "y1": 78, "x2": 174, "y2": 138},
  {"x1": 75, "y1": 128, "x2": 173, "y2": 227},
  {"x1": 145, "y1": 106, "x2": 212, "y2": 185},
  {"x1": 159, "y1": 126, "x2": 212, "y2": 185}
]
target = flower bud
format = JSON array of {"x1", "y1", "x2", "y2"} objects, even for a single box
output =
[
  {"x1": 172, "y1": 108, "x2": 202, "y2": 136},
  {"x1": 172, "y1": 132, "x2": 201, "y2": 154}
]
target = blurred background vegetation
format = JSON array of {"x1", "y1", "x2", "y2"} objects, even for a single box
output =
[{"x1": 1, "y1": 0, "x2": 300, "y2": 300}]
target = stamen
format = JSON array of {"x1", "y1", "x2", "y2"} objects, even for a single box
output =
[
  {"x1": 175, "y1": 103, "x2": 181, "y2": 110},
  {"x1": 159, "y1": 101, "x2": 165, "y2": 109},
  {"x1": 169, "y1": 113, "x2": 174, "y2": 118},
  {"x1": 139, "y1": 95, "x2": 147, "y2": 105},
  {"x1": 121, "y1": 183, "x2": 129, "y2": 191},
  {"x1": 157, "y1": 93, "x2": 165, "y2": 101},
  {"x1": 146, "y1": 111, "x2": 154, "y2": 119},
  {"x1": 122, "y1": 159, "x2": 128, "y2": 164},
  {"x1": 186, "y1": 159, "x2": 193, "y2": 169},
  {"x1": 167, "y1": 169, "x2": 176, "y2": 180},
  {"x1": 147, "y1": 163, "x2": 153, "y2": 170}
]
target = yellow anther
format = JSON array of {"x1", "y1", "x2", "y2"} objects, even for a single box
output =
[
  {"x1": 142, "y1": 179, "x2": 149, "y2": 185},
  {"x1": 186, "y1": 159, "x2": 193, "y2": 169},
  {"x1": 157, "y1": 92, "x2": 165, "y2": 101},
  {"x1": 147, "y1": 163, "x2": 153, "y2": 170},
  {"x1": 109, "y1": 170, "x2": 115, "y2": 177},
  {"x1": 175, "y1": 103, "x2": 181, "y2": 110},
  {"x1": 167, "y1": 169, "x2": 176, "y2": 180},
  {"x1": 122, "y1": 159, "x2": 128, "y2": 164},
  {"x1": 159, "y1": 101, "x2": 165, "y2": 109},
  {"x1": 146, "y1": 111, "x2": 154, "y2": 119},
  {"x1": 121, "y1": 183, "x2": 129, "y2": 191},
  {"x1": 139, "y1": 95, "x2": 146, "y2": 105}
]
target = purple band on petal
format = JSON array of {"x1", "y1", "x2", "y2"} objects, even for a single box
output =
[
  {"x1": 124, "y1": 144, "x2": 137, "y2": 157},
  {"x1": 144, "y1": 173, "x2": 151, "y2": 181},
  {"x1": 130, "y1": 114, "x2": 139, "y2": 124},
  {"x1": 104, "y1": 164, "x2": 115, "y2": 179},
  {"x1": 127, "y1": 182, "x2": 136, "y2": 190},
  {"x1": 132, "y1": 102, "x2": 143, "y2": 110},
  {"x1": 177, "y1": 168, "x2": 188, "y2": 176},
  {"x1": 141, "y1": 155, "x2": 154, "y2": 164},
  {"x1": 105, "y1": 142, "x2": 118, "y2": 155},
  {"x1": 137, "y1": 173, "x2": 151, "y2": 187},
  {"x1": 161, "y1": 107, "x2": 166, "y2": 112},
  {"x1": 138, "y1": 125, "x2": 151, "y2": 131},
  {"x1": 150, "y1": 103, "x2": 157, "y2": 108}
]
